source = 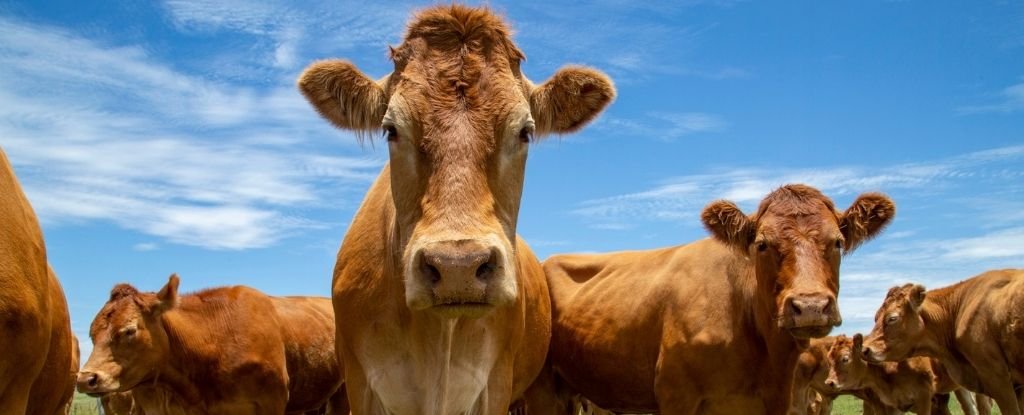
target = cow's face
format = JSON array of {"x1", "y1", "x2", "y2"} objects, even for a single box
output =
[
  {"x1": 298, "y1": 6, "x2": 613, "y2": 318},
  {"x1": 702, "y1": 185, "x2": 895, "y2": 339},
  {"x1": 862, "y1": 284, "x2": 927, "y2": 362},
  {"x1": 77, "y1": 275, "x2": 178, "y2": 396},
  {"x1": 824, "y1": 334, "x2": 868, "y2": 391}
]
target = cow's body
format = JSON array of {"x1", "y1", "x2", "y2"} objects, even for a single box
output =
[
  {"x1": 79, "y1": 277, "x2": 345, "y2": 415},
  {"x1": 0, "y1": 148, "x2": 75, "y2": 415},
  {"x1": 297, "y1": 5, "x2": 614, "y2": 415},
  {"x1": 863, "y1": 270, "x2": 1024, "y2": 415},
  {"x1": 526, "y1": 185, "x2": 895, "y2": 414},
  {"x1": 332, "y1": 169, "x2": 550, "y2": 414}
]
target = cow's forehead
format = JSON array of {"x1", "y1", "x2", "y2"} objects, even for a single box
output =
[{"x1": 91, "y1": 298, "x2": 142, "y2": 335}]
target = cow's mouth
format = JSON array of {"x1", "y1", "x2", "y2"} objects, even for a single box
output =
[
  {"x1": 432, "y1": 301, "x2": 494, "y2": 318},
  {"x1": 787, "y1": 325, "x2": 834, "y2": 339}
]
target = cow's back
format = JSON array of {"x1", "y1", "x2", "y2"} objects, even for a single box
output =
[
  {"x1": 272, "y1": 296, "x2": 343, "y2": 413},
  {"x1": 545, "y1": 238, "x2": 756, "y2": 412}
]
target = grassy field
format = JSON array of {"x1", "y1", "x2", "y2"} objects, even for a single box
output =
[
  {"x1": 69, "y1": 393, "x2": 101, "y2": 415},
  {"x1": 68, "y1": 392, "x2": 1000, "y2": 414},
  {"x1": 831, "y1": 394, "x2": 1001, "y2": 415}
]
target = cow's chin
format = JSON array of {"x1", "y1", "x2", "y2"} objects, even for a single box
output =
[
  {"x1": 787, "y1": 325, "x2": 835, "y2": 339},
  {"x1": 431, "y1": 302, "x2": 496, "y2": 319}
]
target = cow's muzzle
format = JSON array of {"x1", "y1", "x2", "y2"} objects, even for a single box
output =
[{"x1": 780, "y1": 292, "x2": 841, "y2": 338}]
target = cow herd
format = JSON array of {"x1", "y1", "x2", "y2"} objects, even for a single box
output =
[{"x1": 0, "y1": 4, "x2": 1020, "y2": 415}]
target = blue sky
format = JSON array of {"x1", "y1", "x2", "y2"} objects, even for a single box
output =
[{"x1": 1, "y1": 0, "x2": 1021, "y2": 358}]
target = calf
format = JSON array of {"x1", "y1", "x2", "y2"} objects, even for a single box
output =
[
  {"x1": 78, "y1": 275, "x2": 346, "y2": 414},
  {"x1": 862, "y1": 270, "x2": 1024, "y2": 415},
  {"x1": 526, "y1": 184, "x2": 895, "y2": 414}
]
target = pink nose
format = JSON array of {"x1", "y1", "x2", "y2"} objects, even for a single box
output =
[
  {"x1": 784, "y1": 293, "x2": 839, "y2": 327},
  {"x1": 416, "y1": 240, "x2": 498, "y2": 303}
]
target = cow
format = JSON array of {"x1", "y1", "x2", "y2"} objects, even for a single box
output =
[
  {"x1": 825, "y1": 334, "x2": 938, "y2": 414},
  {"x1": 861, "y1": 270, "x2": 1024, "y2": 415},
  {"x1": 101, "y1": 391, "x2": 145, "y2": 415},
  {"x1": 296, "y1": 4, "x2": 614, "y2": 414},
  {"x1": 0, "y1": 147, "x2": 76, "y2": 415},
  {"x1": 524, "y1": 184, "x2": 896, "y2": 414},
  {"x1": 77, "y1": 274, "x2": 347, "y2": 414},
  {"x1": 790, "y1": 336, "x2": 875, "y2": 415}
]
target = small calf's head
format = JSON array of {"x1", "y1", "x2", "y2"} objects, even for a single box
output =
[{"x1": 862, "y1": 283, "x2": 928, "y2": 362}]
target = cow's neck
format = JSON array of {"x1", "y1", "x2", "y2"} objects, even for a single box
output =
[
  {"x1": 133, "y1": 316, "x2": 203, "y2": 408},
  {"x1": 860, "y1": 362, "x2": 906, "y2": 407},
  {"x1": 916, "y1": 289, "x2": 959, "y2": 361}
]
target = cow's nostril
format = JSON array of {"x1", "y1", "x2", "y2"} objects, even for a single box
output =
[
  {"x1": 790, "y1": 299, "x2": 803, "y2": 315},
  {"x1": 421, "y1": 262, "x2": 441, "y2": 284},
  {"x1": 475, "y1": 262, "x2": 492, "y2": 280},
  {"x1": 87, "y1": 373, "x2": 98, "y2": 388}
]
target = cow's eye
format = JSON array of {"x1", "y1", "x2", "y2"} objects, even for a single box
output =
[
  {"x1": 518, "y1": 126, "x2": 534, "y2": 143},
  {"x1": 757, "y1": 241, "x2": 768, "y2": 252},
  {"x1": 123, "y1": 327, "x2": 137, "y2": 338},
  {"x1": 383, "y1": 125, "x2": 398, "y2": 142},
  {"x1": 885, "y1": 315, "x2": 899, "y2": 325},
  {"x1": 841, "y1": 356, "x2": 851, "y2": 364},
  {"x1": 834, "y1": 239, "x2": 843, "y2": 250}
]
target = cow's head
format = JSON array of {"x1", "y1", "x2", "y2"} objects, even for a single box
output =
[
  {"x1": 77, "y1": 275, "x2": 179, "y2": 396},
  {"x1": 824, "y1": 334, "x2": 868, "y2": 391},
  {"x1": 298, "y1": 5, "x2": 613, "y2": 318},
  {"x1": 862, "y1": 283, "x2": 927, "y2": 362},
  {"x1": 701, "y1": 184, "x2": 895, "y2": 339}
]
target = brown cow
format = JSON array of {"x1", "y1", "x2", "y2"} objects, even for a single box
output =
[
  {"x1": 77, "y1": 275, "x2": 347, "y2": 414},
  {"x1": 790, "y1": 336, "x2": 876, "y2": 415},
  {"x1": 0, "y1": 148, "x2": 76, "y2": 415},
  {"x1": 862, "y1": 270, "x2": 1024, "y2": 415},
  {"x1": 825, "y1": 334, "x2": 938, "y2": 414},
  {"x1": 102, "y1": 391, "x2": 145, "y2": 415},
  {"x1": 525, "y1": 184, "x2": 895, "y2": 414},
  {"x1": 297, "y1": 4, "x2": 613, "y2": 414}
]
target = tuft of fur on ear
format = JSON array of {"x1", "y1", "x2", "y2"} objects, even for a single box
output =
[
  {"x1": 155, "y1": 273, "x2": 180, "y2": 313},
  {"x1": 109, "y1": 284, "x2": 139, "y2": 302},
  {"x1": 530, "y1": 66, "x2": 615, "y2": 135},
  {"x1": 297, "y1": 60, "x2": 387, "y2": 133},
  {"x1": 908, "y1": 284, "x2": 927, "y2": 310},
  {"x1": 840, "y1": 192, "x2": 896, "y2": 253},
  {"x1": 701, "y1": 200, "x2": 754, "y2": 252}
]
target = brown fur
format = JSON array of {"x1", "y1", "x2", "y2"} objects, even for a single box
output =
[
  {"x1": 78, "y1": 275, "x2": 345, "y2": 415},
  {"x1": 297, "y1": 5, "x2": 612, "y2": 415},
  {"x1": 825, "y1": 334, "x2": 936, "y2": 414},
  {"x1": 790, "y1": 336, "x2": 876, "y2": 415},
  {"x1": 524, "y1": 185, "x2": 894, "y2": 414},
  {"x1": 863, "y1": 270, "x2": 1024, "y2": 415},
  {"x1": 102, "y1": 391, "x2": 146, "y2": 415},
  {"x1": 0, "y1": 148, "x2": 75, "y2": 415}
]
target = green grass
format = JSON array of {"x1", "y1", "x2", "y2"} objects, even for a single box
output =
[
  {"x1": 831, "y1": 394, "x2": 1001, "y2": 415},
  {"x1": 70, "y1": 393, "x2": 101, "y2": 415}
]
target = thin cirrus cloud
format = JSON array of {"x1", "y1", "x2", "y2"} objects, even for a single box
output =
[
  {"x1": 956, "y1": 80, "x2": 1024, "y2": 115},
  {"x1": 0, "y1": 15, "x2": 382, "y2": 250}
]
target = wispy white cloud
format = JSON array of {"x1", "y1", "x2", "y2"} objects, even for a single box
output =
[
  {"x1": 597, "y1": 112, "x2": 726, "y2": 141},
  {"x1": 133, "y1": 243, "x2": 160, "y2": 252},
  {"x1": 0, "y1": 15, "x2": 382, "y2": 250},
  {"x1": 572, "y1": 145, "x2": 1024, "y2": 226},
  {"x1": 956, "y1": 80, "x2": 1024, "y2": 114}
]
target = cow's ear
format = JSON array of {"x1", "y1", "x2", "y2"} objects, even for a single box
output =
[
  {"x1": 155, "y1": 273, "x2": 180, "y2": 314},
  {"x1": 701, "y1": 200, "x2": 754, "y2": 252},
  {"x1": 840, "y1": 192, "x2": 895, "y2": 253},
  {"x1": 298, "y1": 60, "x2": 387, "y2": 133},
  {"x1": 530, "y1": 66, "x2": 615, "y2": 136},
  {"x1": 908, "y1": 284, "x2": 926, "y2": 310},
  {"x1": 852, "y1": 333, "x2": 864, "y2": 356}
]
